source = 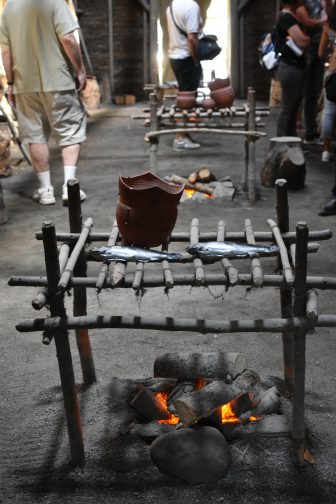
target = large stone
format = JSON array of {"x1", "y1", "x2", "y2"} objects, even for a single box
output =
[{"x1": 150, "y1": 426, "x2": 232, "y2": 484}]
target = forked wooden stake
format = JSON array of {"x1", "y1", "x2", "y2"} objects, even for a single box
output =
[{"x1": 42, "y1": 221, "x2": 85, "y2": 467}]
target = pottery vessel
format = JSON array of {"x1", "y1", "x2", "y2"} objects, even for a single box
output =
[
  {"x1": 116, "y1": 172, "x2": 184, "y2": 247},
  {"x1": 200, "y1": 98, "x2": 217, "y2": 110},
  {"x1": 208, "y1": 78, "x2": 231, "y2": 92},
  {"x1": 176, "y1": 91, "x2": 197, "y2": 110},
  {"x1": 210, "y1": 86, "x2": 235, "y2": 109}
]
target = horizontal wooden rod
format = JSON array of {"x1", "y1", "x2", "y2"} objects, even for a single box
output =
[
  {"x1": 8, "y1": 273, "x2": 336, "y2": 290},
  {"x1": 15, "y1": 314, "x2": 336, "y2": 334},
  {"x1": 145, "y1": 128, "x2": 266, "y2": 141},
  {"x1": 34, "y1": 230, "x2": 332, "y2": 243}
]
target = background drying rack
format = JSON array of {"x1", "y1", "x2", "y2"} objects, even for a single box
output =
[
  {"x1": 134, "y1": 87, "x2": 269, "y2": 203},
  {"x1": 8, "y1": 179, "x2": 336, "y2": 468}
]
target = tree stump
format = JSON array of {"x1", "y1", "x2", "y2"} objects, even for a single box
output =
[
  {"x1": 261, "y1": 137, "x2": 306, "y2": 190},
  {"x1": 0, "y1": 179, "x2": 8, "y2": 225}
]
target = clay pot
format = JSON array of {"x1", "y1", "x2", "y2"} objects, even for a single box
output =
[
  {"x1": 116, "y1": 172, "x2": 184, "y2": 247},
  {"x1": 200, "y1": 98, "x2": 217, "y2": 110},
  {"x1": 210, "y1": 86, "x2": 235, "y2": 109},
  {"x1": 208, "y1": 78, "x2": 231, "y2": 92},
  {"x1": 176, "y1": 91, "x2": 197, "y2": 110}
]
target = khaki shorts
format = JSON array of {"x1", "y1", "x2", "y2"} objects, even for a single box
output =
[{"x1": 15, "y1": 91, "x2": 87, "y2": 146}]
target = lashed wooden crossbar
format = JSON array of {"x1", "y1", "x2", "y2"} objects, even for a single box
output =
[{"x1": 8, "y1": 178, "x2": 336, "y2": 469}]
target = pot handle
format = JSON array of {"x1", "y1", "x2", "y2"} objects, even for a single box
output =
[{"x1": 196, "y1": 91, "x2": 206, "y2": 99}]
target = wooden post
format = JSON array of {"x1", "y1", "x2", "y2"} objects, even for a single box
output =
[
  {"x1": 247, "y1": 88, "x2": 256, "y2": 203},
  {"x1": 67, "y1": 180, "x2": 96, "y2": 386},
  {"x1": 42, "y1": 221, "x2": 85, "y2": 467},
  {"x1": 292, "y1": 222, "x2": 309, "y2": 465},
  {"x1": 149, "y1": 0, "x2": 159, "y2": 84},
  {"x1": 108, "y1": 0, "x2": 114, "y2": 97},
  {"x1": 149, "y1": 92, "x2": 159, "y2": 172},
  {"x1": 230, "y1": 0, "x2": 240, "y2": 95},
  {"x1": 242, "y1": 102, "x2": 249, "y2": 191},
  {"x1": 0, "y1": 179, "x2": 8, "y2": 225},
  {"x1": 276, "y1": 179, "x2": 294, "y2": 392}
]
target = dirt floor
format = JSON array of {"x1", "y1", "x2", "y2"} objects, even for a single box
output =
[{"x1": 0, "y1": 103, "x2": 336, "y2": 504}]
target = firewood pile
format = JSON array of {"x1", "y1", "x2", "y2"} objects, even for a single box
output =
[
  {"x1": 167, "y1": 168, "x2": 236, "y2": 202},
  {"x1": 129, "y1": 352, "x2": 287, "y2": 484}
]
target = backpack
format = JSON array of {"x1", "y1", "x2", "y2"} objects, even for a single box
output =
[{"x1": 258, "y1": 30, "x2": 280, "y2": 72}]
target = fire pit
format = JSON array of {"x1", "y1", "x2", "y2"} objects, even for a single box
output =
[{"x1": 8, "y1": 178, "x2": 336, "y2": 474}]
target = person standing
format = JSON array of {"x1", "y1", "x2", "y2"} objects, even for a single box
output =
[
  {"x1": 276, "y1": 1, "x2": 310, "y2": 137},
  {"x1": 296, "y1": 0, "x2": 328, "y2": 144},
  {"x1": 167, "y1": 0, "x2": 203, "y2": 151},
  {"x1": 0, "y1": 0, "x2": 87, "y2": 205}
]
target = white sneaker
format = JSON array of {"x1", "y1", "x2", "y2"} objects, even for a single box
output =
[
  {"x1": 321, "y1": 151, "x2": 332, "y2": 162},
  {"x1": 32, "y1": 186, "x2": 56, "y2": 205},
  {"x1": 173, "y1": 137, "x2": 201, "y2": 151},
  {"x1": 62, "y1": 184, "x2": 87, "y2": 204}
]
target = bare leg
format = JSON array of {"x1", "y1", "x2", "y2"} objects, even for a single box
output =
[
  {"x1": 61, "y1": 143, "x2": 81, "y2": 166},
  {"x1": 29, "y1": 143, "x2": 50, "y2": 173}
]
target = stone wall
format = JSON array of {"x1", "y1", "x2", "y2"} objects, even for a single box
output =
[
  {"x1": 241, "y1": 0, "x2": 278, "y2": 99},
  {"x1": 78, "y1": 0, "x2": 145, "y2": 99}
]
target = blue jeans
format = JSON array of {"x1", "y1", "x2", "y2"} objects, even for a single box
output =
[{"x1": 321, "y1": 95, "x2": 336, "y2": 140}]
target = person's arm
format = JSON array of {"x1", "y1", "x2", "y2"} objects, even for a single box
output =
[
  {"x1": 58, "y1": 33, "x2": 87, "y2": 91},
  {"x1": 188, "y1": 33, "x2": 199, "y2": 63},
  {"x1": 1, "y1": 45, "x2": 15, "y2": 107},
  {"x1": 296, "y1": 6, "x2": 328, "y2": 27},
  {"x1": 287, "y1": 24, "x2": 311, "y2": 49},
  {"x1": 318, "y1": 24, "x2": 330, "y2": 57}
]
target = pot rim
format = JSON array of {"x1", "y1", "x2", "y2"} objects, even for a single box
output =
[{"x1": 120, "y1": 171, "x2": 185, "y2": 195}]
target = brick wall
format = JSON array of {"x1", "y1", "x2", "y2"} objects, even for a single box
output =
[{"x1": 78, "y1": 0, "x2": 145, "y2": 99}]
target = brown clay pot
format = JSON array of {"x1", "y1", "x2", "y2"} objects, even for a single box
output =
[
  {"x1": 210, "y1": 86, "x2": 235, "y2": 109},
  {"x1": 200, "y1": 98, "x2": 217, "y2": 110},
  {"x1": 116, "y1": 172, "x2": 184, "y2": 247},
  {"x1": 208, "y1": 78, "x2": 231, "y2": 92},
  {"x1": 176, "y1": 91, "x2": 197, "y2": 110}
]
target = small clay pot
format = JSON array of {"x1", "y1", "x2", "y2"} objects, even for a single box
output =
[
  {"x1": 210, "y1": 86, "x2": 235, "y2": 109},
  {"x1": 200, "y1": 98, "x2": 217, "y2": 110},
  {"x1": 117, "y1": 172, "x2": 184, "y2": 247},
  {"x1": 208, "y1": 78, "x2": 231, "y2": 92},
  {"x1": 176, "y1": 91, "x2": 197, "y2": 110}
]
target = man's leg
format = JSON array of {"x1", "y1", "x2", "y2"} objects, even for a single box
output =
[
  {"x1": 61, "y1": 143, "x2": 86, "y2": 202},
  {"x1": 30, "y1": 143, "x2": 56, "y2": 205}
]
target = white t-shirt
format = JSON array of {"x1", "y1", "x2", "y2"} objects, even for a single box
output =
[{"x1": 167, "y1": 0, "x2": 203, "y2": 60}]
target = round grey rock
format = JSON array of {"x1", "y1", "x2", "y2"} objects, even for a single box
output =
[{"x1": 150, "y1": 426, "x2": 232, "y2": 484}]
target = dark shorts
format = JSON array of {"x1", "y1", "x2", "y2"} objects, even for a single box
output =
[{"x1": 169, "y1": 57, "x2": 202, "y2": 91}]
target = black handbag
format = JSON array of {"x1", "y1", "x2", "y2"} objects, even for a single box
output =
[
  {"x1": 169, "y1": 2, "x2": 221, "y2": 61},
  {"x1": 325, "y1": 72, "x2": 336, "y2": 102}
]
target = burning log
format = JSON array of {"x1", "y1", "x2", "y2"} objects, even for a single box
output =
[
  {"x1": 150, "y1": 426, "x2": 232, "y2": 484},
  {"x1": 166, "y1": 380, "x2": 197, "y2": 415},
  {"x1": 130, "y1": 385, "x2": 170, "y2": 421},
  {"x1": 172, "y1": 381, "x2": 236, "y2": 426},
  {"x1": 222, "y1": 415, "x2": 290, "y2": 441},
  {"x1": 229, "y1": 392, "x2": 259, "y2": 417},
  {"x1": 170, "y1": 174, "x2": 214, "y2": 196},
  {"x1": 240, "y1": 387, "x2": 281, "y2": 421},
  {"x1": 188, "y1": 167, "x2": 216, "y2": 185},
  {"x1": 154, "y1": 352, "x2": 246, "y2": 380}
]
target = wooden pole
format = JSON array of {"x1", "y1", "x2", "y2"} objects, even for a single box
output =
[
  {"x1": 108, "y1": 0, "x2": 114, "y2": 97},
  {"x1": 276, "y1": 179, "x2": 294, "y2": 392},
  {"x1": 247, "y1": 88, "x2": 257, "y2": 203},
  {"x1": 42, "y1": 221, "x2": 85, "y2": 467},
  {"x1": 0, "y1": 179, "x2": 8, "y2": 225},
  {"x1": 15, "y1": 314, "x2": 336, "y2": 334},
  {"x1": 230, "y1": 0, "x2": 240, "y2": 95},
  {"x1": 68, "y1": 180, "x2": 96, "y2": 386},
  {"x1": 292, "y1": 222, "x2": 309, "y2": 465},
  {"x1": 149, "y1": 0, "x2": 159, "y2": 84}
]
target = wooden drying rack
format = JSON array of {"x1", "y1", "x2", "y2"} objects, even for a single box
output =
[
  {"x1": 135, "y1": 87, "x2": 269, "y2": 203},
  {"x1": 8, "y1": 179, "x2": 336, "y2": 468}
]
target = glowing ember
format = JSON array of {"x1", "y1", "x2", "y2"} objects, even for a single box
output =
[
  {"x1": 221, "y1": 402, "x2": 260, "y2": 425},
  {"x1": 155, "y1": 392, "x2": 180, "y2": 425},
  {"x1": 184, "y1": 188, "x2": 213, "y2": 199}
]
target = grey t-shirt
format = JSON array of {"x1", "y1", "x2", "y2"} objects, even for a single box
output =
[{"x1": 0, "y1": 0, "x2": 79, "y2": 94}]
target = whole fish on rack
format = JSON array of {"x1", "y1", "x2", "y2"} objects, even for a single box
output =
[
  {"x1": 187, "y1": 241, "x2": 279, "y2": 263},
  {"x1": 88, "y1": 246, "x2": 187, "y2": 263}
]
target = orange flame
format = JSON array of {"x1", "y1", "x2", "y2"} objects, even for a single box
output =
[
  {"x1": 221, "y1": 402, "x2": 259, "y2": 425},
  {"x1": 184, "y1": 188, "x2": 213, "y2": 199},
  {"x1": 155, "y1": 392, "x2": 180, "y2": 425}
]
